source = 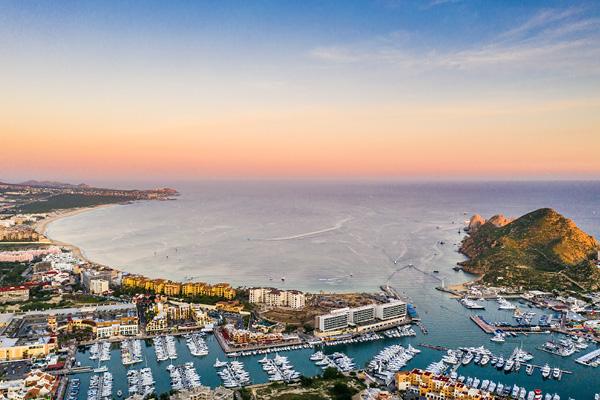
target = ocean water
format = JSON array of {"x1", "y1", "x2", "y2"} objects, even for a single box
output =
[
  {"x1": 46, "y1": 181, "x2": 600, "y2": 293},
  {"x1": 49, "y1": 181, "x2": 600, "y2": 398}
]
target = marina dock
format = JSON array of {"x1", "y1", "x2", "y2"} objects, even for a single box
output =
[
  {"x1": 470, "y1": 315, "x2": 496, "y2": 334},
  {"x1": 575, "y1": 348, "x2": 600, "y2": 367}
]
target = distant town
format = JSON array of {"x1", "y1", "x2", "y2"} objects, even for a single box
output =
[{"x1": 0, "y1": 181, "x2": 599, "y2": 400}]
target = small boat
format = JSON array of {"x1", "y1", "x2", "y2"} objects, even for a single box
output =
[
  {"x1": 534, "y1": 390, "x2": 543, "y2": 400},
  {"x1": 491, "y1": 334, "x2": 505, "y2": 343},
  {"x1": 117, "y1": 390, "x2": 123, "y2": 397},
  {"x1": 526, "y1": 364, "x2": 534, "y2": 375},
  {"x1": 213, "y1": 358, "x2": 227, "y2": 368},
  {"x1": 541, "y1": 364, "x2": 551, "y2": 379}
]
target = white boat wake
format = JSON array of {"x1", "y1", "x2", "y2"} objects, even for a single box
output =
[{"x1": 261, "y1": 217, "x2": 353, "y2": 241}]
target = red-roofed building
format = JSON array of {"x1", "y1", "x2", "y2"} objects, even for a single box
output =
[{"x1": 0, "y1": 285, "x2": 29, "y2": 303}]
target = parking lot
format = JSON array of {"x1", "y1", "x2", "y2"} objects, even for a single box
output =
[{"x1": 0, "y1": 360, "x2": 31, "y2": 380}]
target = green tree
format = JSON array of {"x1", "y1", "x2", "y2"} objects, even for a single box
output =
[
  {"x1": 322, "y1": 367, "x2": 342, "y2": 380},
  {"x1": 329, "y1": 382, "x2": 357, "y2": 400}
]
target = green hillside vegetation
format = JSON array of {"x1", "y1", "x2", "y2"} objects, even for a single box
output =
[{"x1": 459, "y1": 208, "x2": 600, "y2": 291}]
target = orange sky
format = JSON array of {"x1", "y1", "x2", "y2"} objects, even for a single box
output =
[
  {"x1": 2, "y1": 98, "x2": 599, "y2": 180},
  {"x1": 1, "y1": 1, "x2": 599, "y2": 181}
]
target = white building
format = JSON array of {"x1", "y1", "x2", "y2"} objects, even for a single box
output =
[
  {"x1": 375, "y1": 300, "x2": 407, "y2": 320},
  {"x1": 89, "y1": 279, "x2": 109, "y2": 295},
  {"x1": 315, "y1": 300, "x2": 408, "y2": 335},
  {"x1": 249, "y1": 287, "x2": 306, "y2": 309},
  {"x1": 349, "y1": 305, "x2": 376, "y2": 324},
  {"x1": 95, "y1": 319, "x2": 139, "y2": 338},
  {"x1": 43, "y1": 251, "x2": 82, "y2": 272},
  {"x1": 316, "y1": 308, "x2": 350, "y2": 332}
]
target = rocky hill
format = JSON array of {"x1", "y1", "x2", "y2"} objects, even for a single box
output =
[{"x1": 459, "y1": 208, "x2": 600, "y2": 291}]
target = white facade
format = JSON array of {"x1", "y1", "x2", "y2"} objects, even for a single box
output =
[
  {"x1": 315, "y1": 300, "x2": 407, "y2": 334},
  {"x1": 96, "y1": 321, "x2": 139, "y2": 338},
  {"x1": 375, "y1": 300, "x2": 407, "y2": 320},
  {"x1": 349, "y1": 305, "x2": 376, "y2": 324},
  {"x1": 316, "y1": 308, "x2": 350, "y2": 332},
  {"x1": 249, "y1": 287, "x2": 305, "y2": 309},
  {"x1": 89, "y1": 279, "x2": 109, "y2": 295}
]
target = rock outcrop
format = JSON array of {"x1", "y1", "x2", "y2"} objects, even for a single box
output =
[{"x1": 459, "y1": 208, "x2": 600, "y2": 291}]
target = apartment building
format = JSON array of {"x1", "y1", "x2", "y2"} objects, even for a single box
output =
[
  {"x1": 396, "y1": 369, "x2": 495, "y2": 400},
  {"x1": 248, "y1": 287, "x2": 306, "y2": 309},
  {"x1": 89, "y1": 279, "x2": 109, "y2": 295}
]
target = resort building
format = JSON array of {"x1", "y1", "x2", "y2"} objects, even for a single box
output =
[
  {"x1": 349, "y1": 305, "x2": 377, "y2": 324},
  {"x1": 316, "y1": 308, "x2": 350, "y2": 332},
  {"x1": 89, "y1": 278, "x2": 109, "y2": 295},
  {"x1": 0, "y1": 336, "x2": 57, "y2": 361},
  {"x1": 94, "y1": 316, "x2": 139, "y2": 338},
  {"x1": 0, "y1": 226, "x2": 45, "y2": 242},
  {"x1": 122, "y1": 275, "x2": 236, "y2": 299},
  {"x1": 144, "y1": 300, "x2": 211, "y2": 333},
  {"x1": 314, "y1": 300, "x2": 408, "y2": 337},
  {"x1": 39, "y1": 304, "x2": 141, "y2": 339},
  {"x1": 0, "y1": 246, "x2": 60, "y2": 263},
  {"x1": 376, "y1": 301, "x2": 408, "y2": 320},
  {"x1": 81, "y1": 269, "x2": 116, "y2": 290},
  {"x1": 396, "y1": 369, "x2": 495, "y2": 400},
  {"x1": 0, "y1": 286, "x2": 29, "y2": 304},
  {"x1": 146, "y1": 311, "x2": 168, "y2": 333},
  {"x1": 248, "y1": 287, "x2": 306, "y2": 309},
  {"x1": 220, "y1": 324, "x2": 300, "y2": 348}
]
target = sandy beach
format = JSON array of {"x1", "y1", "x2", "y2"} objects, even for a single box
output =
[{"x1": 34, "y1": 204, "x2": 117, "y2": 265}]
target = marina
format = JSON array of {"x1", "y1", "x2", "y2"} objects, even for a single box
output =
[
  {"x1": 167, "y1": 362, "x2": 202, "y2": 391},
  {"x1": 65, "y1": 378, "x2": 80, "y2": 400},
  {"x1": 127, "y1": 368, "x2": 155, "y2": 398},
  {"x1": 185, "y1": 333, "x2": 209, "y2": 357},
  {"x1": 89, "y1": 342, "x2": 111, "y2": 363},
  {"x1": 87, "y1": 372, "x2": 112, "y2": 400},
  {"x1": 120, "y1": 339, "x2": 143, "y2": 365},
  {"x1": 259, "y1": 354, "x2": 300, "y2": 383},
  {"x1": 368, "y1": 344, "x2": 420, "y2": 383},
  {"x1": 215, "y1": 360, "x2": 251, "y2": 387},
  {"x1": 153, "y1": 335, "x2": 177, "y2": 362},
  {"x1": 66, "y1": 290, "x2": 600, "y2": 399}
]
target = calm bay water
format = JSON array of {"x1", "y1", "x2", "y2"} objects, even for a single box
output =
[{"x1": 49, "y1": 181, "x2": 600, "y2": 398}]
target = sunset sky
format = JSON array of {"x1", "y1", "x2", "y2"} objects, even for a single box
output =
[{"x1": 1, "y1": 0, "x2": 600, "y2": 182}]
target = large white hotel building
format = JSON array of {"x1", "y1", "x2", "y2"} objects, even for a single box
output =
[{"x1": 315, "y1": 300, "x2": 407, "y2": 336}]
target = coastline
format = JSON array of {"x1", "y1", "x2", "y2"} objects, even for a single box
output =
[
  {"x1": 34, "y1": 204, "x2": 119, "y2": 266},
  {"x1": 32, "y1": 203, "x2": 478, "y2": 295}
]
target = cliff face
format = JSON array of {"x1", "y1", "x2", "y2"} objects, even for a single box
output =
[{"x1": 459, "y1": 208, "x2": 600, "y2": 291}]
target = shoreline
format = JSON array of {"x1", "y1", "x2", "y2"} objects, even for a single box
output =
[{"x1": 34, "y1": 204, "x2": 119, "y2": 266}]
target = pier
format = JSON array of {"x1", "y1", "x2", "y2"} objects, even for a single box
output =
[
  {"x1": 470, "y1": 315, "x2": 552, "y2": 335},
  {"x1": 418, "y1": 343, "x2": 448, "y2": 352},
  {"x1": 575, "y1": 348, "x2": 600, "y2": 367},
  {"x1": 415, "y1": 321, "x2": 428, "y2": 334},
  {"x1": 470, "y1": 315, "x2": 496, "y2": 334}
]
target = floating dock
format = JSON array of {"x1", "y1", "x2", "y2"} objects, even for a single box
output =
[{"x1": 575, "y1": 348, "x2": 600, "y2": 367}]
